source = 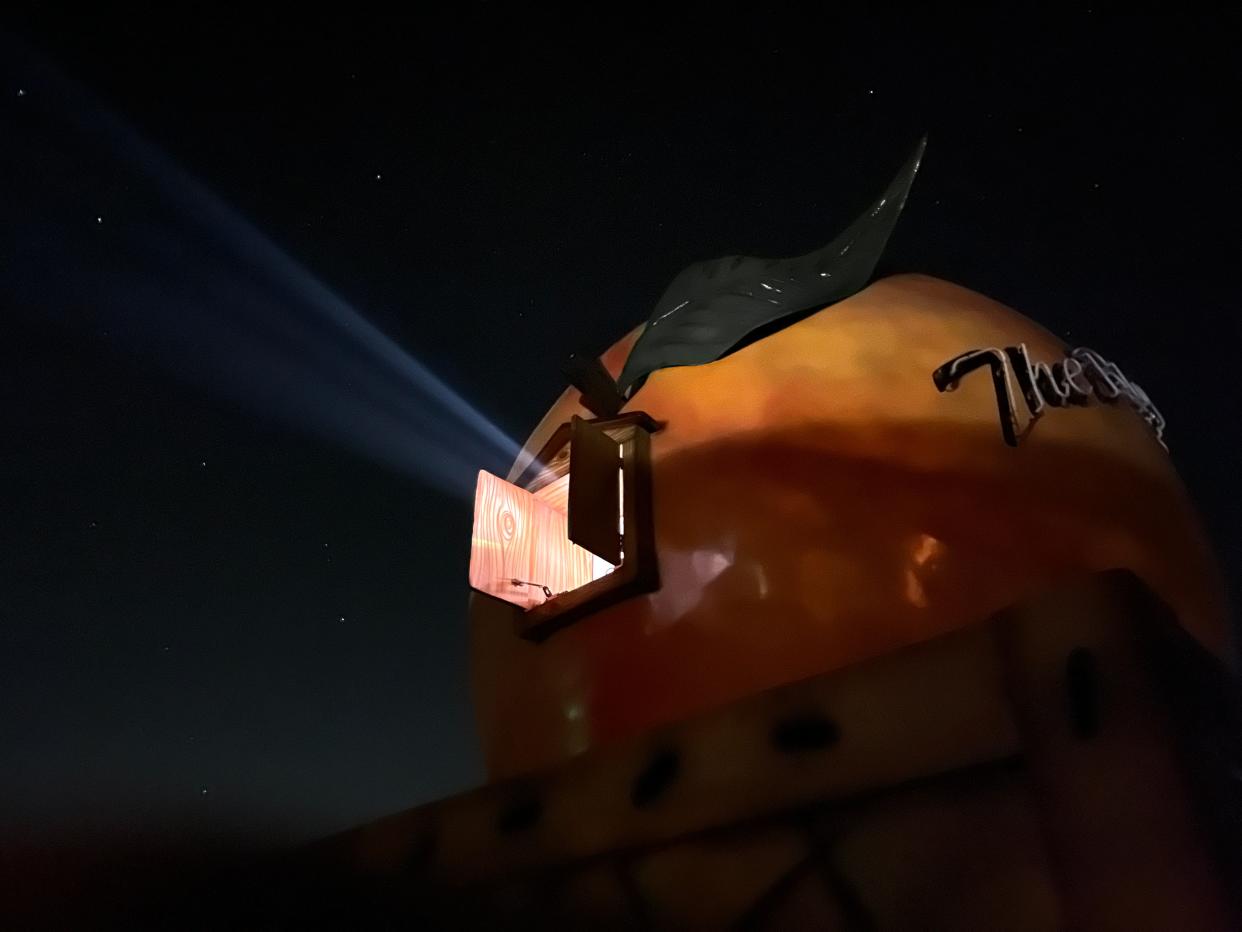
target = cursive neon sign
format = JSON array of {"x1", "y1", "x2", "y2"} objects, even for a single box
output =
[{"x1": 933, "y1": 344, "x2": 1166, "y2": 449}]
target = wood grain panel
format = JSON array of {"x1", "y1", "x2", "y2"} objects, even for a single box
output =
[
  {"x1": 470, "y1": 471, "x2": 613, "y2": 609},
  {"x1": 533, "y1": 474, "x2": 571, "y2": 515}
]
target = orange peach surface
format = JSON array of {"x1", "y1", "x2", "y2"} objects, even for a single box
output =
[{"x1": 470, "y1": 274, "x2": 1227, "y2": 779}]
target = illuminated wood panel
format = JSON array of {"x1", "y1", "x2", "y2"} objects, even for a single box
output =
[
  {"x1": 470, "y1": 471, "x2": 612, "y2": 610},
  {"x1": 532, "y1": 474, "x2": 571, "y2": 515}
]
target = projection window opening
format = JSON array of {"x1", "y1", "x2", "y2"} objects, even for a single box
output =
[{"x1": 468, "y1": 412, "x2": 660, "y2": 640}]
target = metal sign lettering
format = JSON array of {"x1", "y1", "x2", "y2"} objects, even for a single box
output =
[{"x1": 933, "y1": 344, "x2": 1166, "y2": 449}]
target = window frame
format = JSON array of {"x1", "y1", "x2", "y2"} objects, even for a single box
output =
[{"x1": 505, "y1": 411, "x2": 661, "y2": 642}]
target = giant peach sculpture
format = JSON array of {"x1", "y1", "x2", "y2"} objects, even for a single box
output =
[
  {"x1": 257, "y1": 139, "x2": 1237, "y2": 931},
  {"x1": 466, "y1": 138, "x2": 1227, "y2": 779}
]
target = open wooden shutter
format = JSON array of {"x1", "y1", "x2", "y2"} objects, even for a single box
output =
[{"x1": 567, "y1": 416, "x2": 622, "y2": 565}]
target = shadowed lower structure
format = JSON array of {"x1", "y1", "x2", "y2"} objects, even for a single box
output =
[{"x1": 241, "y1": 571, "x2": 1241, "y2": 929}]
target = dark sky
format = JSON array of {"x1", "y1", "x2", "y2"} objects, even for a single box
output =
[{"x1": 1, "y1": 8, "x2": 1238, "y2": 854}]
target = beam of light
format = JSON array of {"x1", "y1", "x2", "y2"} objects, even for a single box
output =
[{"x1": 0, "y1": 38, "x2": 520, "y2": 498}]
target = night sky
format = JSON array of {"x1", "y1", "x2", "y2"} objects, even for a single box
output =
[{"x1": 2, "y1": 6, "x2": 1238, "y2": 864}]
